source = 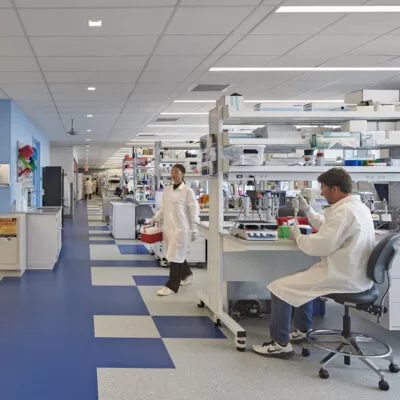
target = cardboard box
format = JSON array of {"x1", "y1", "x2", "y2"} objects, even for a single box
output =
[{"x1": 345, "y1": 90, "x2": 399, "y2": 105}]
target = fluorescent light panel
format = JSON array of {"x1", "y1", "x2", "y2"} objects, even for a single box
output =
[
  {"x1": 88, "y1": 19, "x2": 102, "y2": 27},
  {"x1": 209, "y1": 67, "x2": 400, "y2": 72},
  {"x1": 87, "y1": 87, "x2": 96, "y2": 91},
  {"x1": 137, "y1": 132, "x2": 204, "y2": 136},
  {"x1": 210, "y1": 67, "x2": 400, "y2": 72},
  {"x1": 86, "y1": 114, "x2": 93, "y2": 118},
  {"x1": 244, "y1": 100, "x2": 344, "y2": 103},
  {"x1": 276, "y1": 6, "x2": 400, "y2": 13},
  {"x1": 147, "y1": 124, "x2": 208, "y2": 128},
  {"x1": 174, "y1": 100, "x2": 215, "y2": 103}
]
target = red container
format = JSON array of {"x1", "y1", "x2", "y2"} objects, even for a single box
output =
[
  {"x1": 141, "y1": 227, "x2": 163, "y2": 244},
  {"x1": 276, "y1": 216, "x2": 317, "y2": 233}
]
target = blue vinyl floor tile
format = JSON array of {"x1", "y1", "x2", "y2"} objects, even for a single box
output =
[
  {"x1": 88, "y1": 226, "x2": 109, "y2": 231},
  {"x1": 118, "y1": 244, "x2": 150, "y2": 255},
  {"x1": 91, "y1": 260, "x2": 160, "y2": 267},
  {"x1": 133, "y1": 275, "x2": 169, "y2": 286},
  {"x1": 153, "y1": 316, "x2": 227, "y2": 339},
  {"x1": 0, "y1": 201, "x2": 172, "y2": 400}
]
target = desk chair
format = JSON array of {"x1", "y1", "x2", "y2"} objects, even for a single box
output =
[{"x1": 306, "y1": 233, "x2": 400, "y2": 391}]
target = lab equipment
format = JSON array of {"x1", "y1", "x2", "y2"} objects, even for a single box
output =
[{"x1": 230, "y1": 220, "x2": 278, "y2": 241}]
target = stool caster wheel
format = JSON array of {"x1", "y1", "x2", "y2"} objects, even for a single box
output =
[
  {"x1": 379, "y1": 380, "x2": 390, "y2": 391},
  {"x1": 214, "y1": 318, "x2": 221, "y2": 327},
  {"x1": 389, "y1": 363, "x2": 400, "y2": 373},
  {"x1": 319, "y1": 369, "x2": 329, "y2": 379},
  {"x1": 301, "y1": 348, "x2": 310, "y2": 357},
  {"x1": 236, "y1": 347, "x2": 245, "y2": 352},
  {"x1": 197, "y1": 301, "x2": 205, "y2": 308}
]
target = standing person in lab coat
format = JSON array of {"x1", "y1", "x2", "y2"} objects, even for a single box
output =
[
  {"x1": 92, "y1": 179, "x2": 98, "y2": 196},
  {"x1": 84, "y1": 178, "x2": 93, "y2": 200},
  {"x1": 151, "y1": 164, "x2": 200, "y2": 296},
  {"x1": 253, "y1": 168, "x2": 375, "y2": 359}
]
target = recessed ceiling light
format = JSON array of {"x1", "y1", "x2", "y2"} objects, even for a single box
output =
[
  {"x1": 87, "y1": 87, "x2": 96, "y2": 91},
  {"x1": 88, "y1": 19, "x2": 102, "y2": 27},
  {"x1": 86, "y1": 114, "x2": 93, "y2": 118},
  {"x1": 244, "y1": 100, "x2": 344, "y2": 103},
  {"x1": 276, "y1": 6, "x2": 400, "y2": 13},
  {"x1": 174, "y1": 100, "x2": 215, "y2": 103},
  {"x1": 160, "y1": 112, "x2": 208, "y2": 116},
  {"x1": 210, "y1": 67, "x2": 400, "y2": 72},
  {"x1": 86, "y1": 138, "x2": 91, "y2": 141}
]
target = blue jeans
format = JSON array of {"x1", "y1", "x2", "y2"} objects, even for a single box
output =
[{"x1": 270, "y1": 293, "x2": 314, "y2": 344}]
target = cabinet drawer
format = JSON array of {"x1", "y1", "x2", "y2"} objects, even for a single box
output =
[
  {"x1": 0, "y1": 237, "x2": 18, "y2": 265},
  {"x1": 390, "y1": 279, "x2": 400, "y2": 303}
]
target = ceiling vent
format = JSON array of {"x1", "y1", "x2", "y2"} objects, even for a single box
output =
[
  {"x1": 191, "y1": 83, "x2": 230, "y2": 92},
  {"x1": 156, "y1": 117, "x2": 179, "y2": 122}
]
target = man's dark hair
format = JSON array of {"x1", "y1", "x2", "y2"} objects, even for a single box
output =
[{"x1": 317, "y1": 168, "x2": 353, "y2": 194}]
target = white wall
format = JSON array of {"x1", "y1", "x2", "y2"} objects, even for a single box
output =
[{"x1": 50, "y1": 146, "x2": 74, "y2": 185}]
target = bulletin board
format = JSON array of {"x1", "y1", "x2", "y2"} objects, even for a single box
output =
[{"x1": 0, "y1": 218, "x2": 17, "y2": 238}]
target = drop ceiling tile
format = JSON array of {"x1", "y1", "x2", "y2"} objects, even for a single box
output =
[
  {"x1": 134, "y1": 82, "x2": 176, "y2": 94},
  {"x1": 0, "y1": 71, "x2": 43, "y2": 84},
  {"x1": 167, "y1": 7, "x2": 253, "y2": 35},
  {"x1": 321, "y1": 55, "x2": 394, "y2": 67},
  {"x1": 15, "y1": 0, "x2": 176, "y2": 6},
  {"x1": 323, "y1": 14, "x2": 400, "y2": 35},
  {"x1": 181, "y1": 0, "x2": 259, "y2": 4},
  {"x1": 38, "y1": 56, "x2": 148, "y2": 72},
  {"x1": 0, "y1": 57, "x2": 38, "y2": 71},
  {"x1": 229, "y1": 35, "x2": 310, "y2": 55},
  {"x1": 146, "y1": 55, "x2": 204, "y2": 71},
  {"x1": 267, "y1": 55, "x2": 331, "y2": 67},
  {"x1": 0, "y1": 38, "x2": 32, "y2": 56},
  {"x1": 289, "y1": 35, "x2": 377, "y2": 57},
  {"x1": 20, "y1": 8, "x2": 174, "y2": 36},
  {"x1": 139, "y1": 70, "x2": 187, "y2": 84},
  {"x1": 283, "y1": 0, "x2": 365, "y2": 4},
  {"x1": 155, "y1": 35, "x2": 225, "y2": 56},
  {"x1": 44, "y1": 71, "x2": 141, "y2": 84},
  {"x1": 213, "y1": 55, "x2": 276, "y2": 67},
  {"x1": 0, "y1": 10, "x2": 25, "y2": 36},
  {"x1": 1, "y1": 83, "x2": 50, "y2": 100},
  {"x1": 56, "y1": 100, "x2": 127, "y2": 108},
  {"x1": 31, "y1": 36, "x2": 157, "y2": 57},
  {"x1": 251, "y1": 13, "x2": 342, "y2": 35},
  {"x1": 0, "y1": 0, "x2": 11, "y2": 6},
  {"x1": 352, "y1": 35, "x2": 400, "y2": 55}
]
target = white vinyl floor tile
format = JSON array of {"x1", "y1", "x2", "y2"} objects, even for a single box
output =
[
  {"x1": 94, "y1": 316, "x2": 160, "y2": 338},
  {"x1": 90, "y1": 245, "x2": 154, "y2": 261}
]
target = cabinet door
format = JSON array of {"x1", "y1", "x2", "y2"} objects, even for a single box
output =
[{"x1": 0, "y1": 237, "x2": 18, "y2": 266}]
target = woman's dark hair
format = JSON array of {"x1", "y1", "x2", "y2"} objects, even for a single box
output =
[
  {"x1": 172, "y1": 164, "x2": 186, "y2": 174},
  {"x1": 317, "y1": 168, "x2": 353, "y2": 194}
]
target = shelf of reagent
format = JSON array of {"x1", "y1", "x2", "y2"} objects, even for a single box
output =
[
  {"x1": 227, "y1": 166, "x2": 400, "y2": 182},
  {"x1": 161, "y1": 173, "x2": 208, "y2": 180},
  {"x1": 222, "y1": 107, "x2": 400, "y2": 125},
  {"x1": 225, "y1": 138, "x2": 309, "y2": 149},
  {"x1": 160, "y1": 159, "x2": 200, "y2": 164}
]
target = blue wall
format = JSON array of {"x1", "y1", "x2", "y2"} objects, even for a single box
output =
[{"x1": 0, "y1": 100, "x2": 50, "y2": 213}]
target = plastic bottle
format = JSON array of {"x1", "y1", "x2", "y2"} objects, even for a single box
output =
[
  {"x1": 316, "y1": 152, "x2": 325, "y2": 166},
  {"x1": 278, "y1": 222, "x2": 289, "y2": 239}
]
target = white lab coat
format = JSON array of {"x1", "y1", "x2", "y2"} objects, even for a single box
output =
[
  {"x1": 84, "y1": 180, "x2": 93, "y2": 195},
  {"x1": 268, "y1": 195, "x2": 375, "y2": 307},
  {"x1": 153, "y1": 183, "x2": 200, "y2": 263}
]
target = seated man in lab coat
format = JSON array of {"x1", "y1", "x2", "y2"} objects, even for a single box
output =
[{"x1": 253, "y1": 168, "x2": 375, "y2": 359}]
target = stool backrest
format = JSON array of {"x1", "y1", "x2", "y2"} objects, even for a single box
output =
[{"x1": 367, "y1": 233, "x2": 400, "y2": 284}]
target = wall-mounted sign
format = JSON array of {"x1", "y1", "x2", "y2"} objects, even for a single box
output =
[
  {"x1": 84, "y1": 166, "x2": 89, "y2": 172},
  {"x1": 0, "y1": 164, "x2": 10, "y2": 186},
  {"x1": 0, "y1": 218, "x2": 17, "y2": 237}
]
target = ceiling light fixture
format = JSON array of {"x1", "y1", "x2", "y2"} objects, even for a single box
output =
[
  {"x1": 210, "y1": 67, "x2": 400, "y2": 72},
  {"x1": 86, "y1": 138, "x2": 91, "y2": 141},
  {"x1": 147, "y1": 124, "x2": 209, "y2": 128},
  {"x1": 137, "y1": 132, "x2": 204, "y2": 136},
  {"x1": 87, "y1": 87, "x2": 96, "y2": 91},
  {"x1": 276, "y1": 6, "x2": 400, "y2": 13},
  {"x1": 244, "y1": 100, "x2": 344, "y2": 103},
  {"x1": 88, "y1": 19, "x2": 102, "y2": 27},
  {"x1": 86, "y1": 129, "x2": 92, "y2": 133},
  {"x1": 160, "y1": 112, "x2": 208, "y2": 116},
  {"x1": 86, "y1": 114, "x2": 93, "y2": 118}
]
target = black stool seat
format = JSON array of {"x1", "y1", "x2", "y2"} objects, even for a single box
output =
[{"x1": 325, "y1": 285, "x2": 380, "y2": 305}]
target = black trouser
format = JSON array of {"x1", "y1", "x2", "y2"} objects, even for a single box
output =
[
  {"x1": 165, "y1": 261, "x2": 192, "y2": 293},
  {"x1": 85, "y1": 194, "x2": 92, "y2": 200}
]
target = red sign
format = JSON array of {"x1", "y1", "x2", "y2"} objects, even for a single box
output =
[{"x1": 84, "y1": 166, "x2": 89, "y2": 172}]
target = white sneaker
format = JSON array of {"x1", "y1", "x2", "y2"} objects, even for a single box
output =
[
  {"x1": 290, "y1": 329, "x2": 312, "y2": 343},
  {"x1": 156, "y1": 287, "x2": 175, "y2": 296},
  {"x1": 252, "y1": 341, "x2": 295, "y2": 359},
  {"x1": 180, "y1": 274, "x2": 193, "y2": 286}
]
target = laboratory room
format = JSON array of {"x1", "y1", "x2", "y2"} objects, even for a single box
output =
[{"x1": 2, "y1": 2, "x2": 400, "y2": 400}]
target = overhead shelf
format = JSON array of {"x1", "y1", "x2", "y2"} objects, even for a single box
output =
[
  {"x1": 223, "y1": 108, "x2": 400, "y2": 125},
  {"x1": 227, "y1": 166, "x2": 400, "y2": 182},
  {"x1": 227, "y1": 138, "x2": 309, "y2": 148}
]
